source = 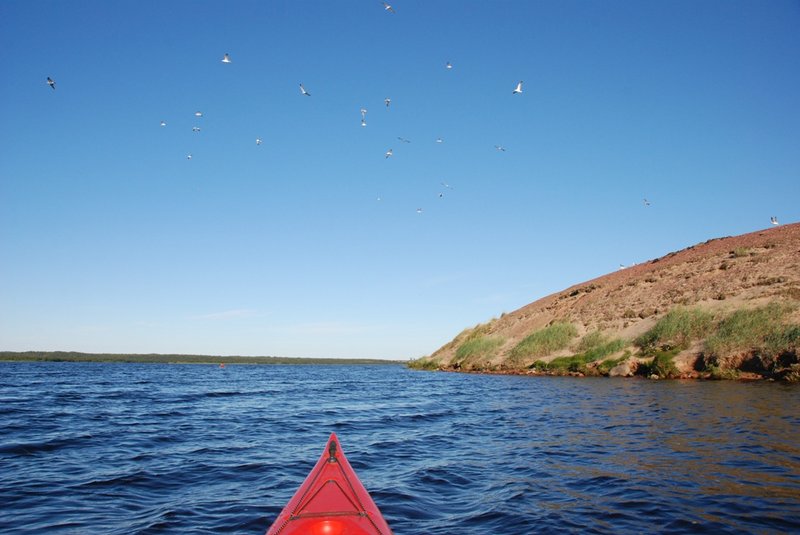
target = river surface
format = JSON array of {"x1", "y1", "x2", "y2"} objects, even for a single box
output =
[{"x1": 1, "y1": 362, "x2": 799, "y2": 534}]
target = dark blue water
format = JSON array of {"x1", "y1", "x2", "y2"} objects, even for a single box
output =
[{"x1": 1, "y1": 363, "x2": 799, "y2": 534}]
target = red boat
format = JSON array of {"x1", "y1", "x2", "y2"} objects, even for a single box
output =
[{"x1": 266, "y1": 433, "x2": 393, "y2": 535}]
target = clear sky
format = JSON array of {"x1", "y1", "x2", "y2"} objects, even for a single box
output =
[{"x1": 1, "y1": 1, "x2": 798, "y2": 360}]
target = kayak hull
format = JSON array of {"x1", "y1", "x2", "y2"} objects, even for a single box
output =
[{"x1": 266, "y1": 433, "x2": 393, "y2": 535}]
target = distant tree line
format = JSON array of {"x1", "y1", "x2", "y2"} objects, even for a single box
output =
[{"x1": 0, "y1": 351, "x2": 399, "y2": 365}]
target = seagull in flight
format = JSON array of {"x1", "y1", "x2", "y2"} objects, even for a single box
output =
[
  {"x1": 416, "y1": 208, "x2": 424, "y2": 214},
  {"x1": 385, "y1": 97, "x2": 391, "y2": 108},
  {"x1": 160, "y1": 120, "x2": 167, "y2": 127},
  {"x1": 385, "y1": 148, "x2": 393, "y2": 158},
  {"x1": 299, "y1": 83, "x2": 310, "y2": 96},
  {"x1": 495, "y1": 145, "x2": 506, "y2": 152},
  {"x1": 436, "y1": 137, "x2": 444, "y2": 143},
  {"x1": 195, "y1": 111, "x2": 203, "y2": 117},
  {"x1": 771, "y1": 216, "x2": 779, "y2": 226},
  {"x1": 397, "y1": 137, "x2": 411, "y2": 143},
  {"x1": 47, "y1": 77, "x2": 56, "y2": 90},
  {"x1": 446, "y1": 61, "x2": 453, "y2": 70},
  {"x1": 221, "y1": 53, "x2": 231, "y2": 63},
  {"x1": 643, "y1": 198, "x2": 651, "y2": 206},
  {"x1": 187, "y1": 154, "x2": 193, "y2": 160},
  {"x1": 512, "y1": 81, "x2": 523, "y2": 94},
  {"x1": 441, "y1": 181, "x2": 453, "y2": 189},
  {"x1": 382, "y1": 2, "x2": 395, "y2": 14},
  {"x1": 192, "y1": 126, "x2": 201, "y2": 132},
  {"x1": 256, "y1": 138, "x2": 263, "y2": 145}
]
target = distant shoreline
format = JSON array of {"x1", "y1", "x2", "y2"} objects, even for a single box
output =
[{"x1": 0, "y1": 351, "x2": 402, "y2": 366}]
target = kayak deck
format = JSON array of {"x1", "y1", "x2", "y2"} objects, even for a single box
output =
[{"x1": 266, "y1": 433, "x2": 393, "y2": 535}]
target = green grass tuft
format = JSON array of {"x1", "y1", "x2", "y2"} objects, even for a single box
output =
[
  {"x1": 454, "y1": 335, "x2": 505, "y2": 369},
  {"x1": 704, "y1": 303, "x2": 797, "y2": 361},
  {"x1": 635, "y1": 307, "x2": 714, "y2": 351},
  {"x1": 509, "y1": 322, "x2": 578, "y2": 363}
]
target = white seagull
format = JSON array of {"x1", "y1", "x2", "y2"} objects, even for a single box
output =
[
  {"x1": 47, "y1": 77, "x2": 56, "y2": 90},
  {"x1": 299, "y1": 83, "x2": 310, "y2": 96},
  {"x1": 416, "y1": 208, "x2": 424, "y2": 214},
  {"x1": 221, "y1": 53, "x2": 231, "y2": 63},
  {"x1": 256, "y1": 138, "x2": 263, "y2": 145},
  {"x1": 385, "y1": 97, "x2": 391, "y2": 108},
  {"x1": 385, "y1": 148, "x2": 393, "y2": 158},
  {"x1": 436, "y1": 137, "x2": 444, "y2": 143},
  {"x1": 643, "y1": 198, "x2": 651, "y2": 206},
  {"x1": 441, "y1": 181, "x2": 453, "y2": 189},
  {"x1": 771, "y1": 216, "x2": 779, "y2": 226},
  {"x1": 195, "y1": 111, "x2": 203, "y2": 117},
  {"x1": 382, "y1": 2, "x2": 395, "y2": 14},
  {"x1": 446, "y1": 61, "x2": 453, "y2": 70},
  {"x1": 495, "y1": 145, "x2": 506, "y2": 152},
  {"x1": 160, "y1": 120, "x2": 167, "y2": 127},
  {"x1": 513, "y1": 81, "x2": 523, "y2": 94},
  {"x1": 192, "y1": 126, "x2": 201, "y2": 132},
  {"x1": 187, "y1": 154, "x2": 192, "y2": 160}
]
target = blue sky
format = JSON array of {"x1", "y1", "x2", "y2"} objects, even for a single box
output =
[{"x1": 1, "y1": 1, "x2": 798, "y2": 359}]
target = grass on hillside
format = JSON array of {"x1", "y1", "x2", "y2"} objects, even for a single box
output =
[
  {"x1": 531, "y1": 338, "x2": 626, "y2": 374},
  {"x1": 509, "y1": 322, "x2": 578, "y2": 365},
  {"x1": 453, "y1": 335, "x2": 505, "y2": 370},
  {"x1": 703, "y1": 302, "x2": 799, "y2": 370},
  {"x1": 635, "y1": 307, "x2": 714, "y2": 351}
]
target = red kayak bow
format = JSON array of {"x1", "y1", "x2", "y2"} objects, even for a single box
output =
[{"x1": 266, "y1": 433, "x2": 393, "y2": 535}]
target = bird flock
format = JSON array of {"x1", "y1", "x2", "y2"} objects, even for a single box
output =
[{"x1": 42, "y1": 2, "x2": 783, "y2": 229}]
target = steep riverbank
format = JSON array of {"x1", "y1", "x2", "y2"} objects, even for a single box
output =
[{"x1": 411, "y1": 223, "x2": 800, "y2": 381}]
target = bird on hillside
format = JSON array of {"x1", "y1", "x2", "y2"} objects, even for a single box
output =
[
  {"x1": 299, "y1": 83, "x2": 310, "y2": 96},
  {"x1": 385, "y1": 148, "x2": 393, "y2": 158},
  {"x1": 771, "y1": 216, "x2": 779, "y2": 226},
  {"x1": 221, "y1": 53, "x2": 231, "y2": 63},
  {"x1": 382, "y1": 2, "x2": 395, "y2": 14},
  {"x1": 513, "y1": 81, "x2": 523, "y2": 94},
  {"x1": 46, "y1": 77, "x2": 56, "y2": 90}
]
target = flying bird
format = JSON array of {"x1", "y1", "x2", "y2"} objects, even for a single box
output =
[
  {"x1": 299, "y1": 83, "x2": 310, "y2": 96},
  {"x1": 513, "y1": 81, "x2": 523, "y2": 94},
  {"x1": 160, "y1": 120, "x2": 167, "y2": 127},
  {"x1": 385, "y1": 148, "x2": 393, "y2": 158},
  {"x1": 436, "y1": 137, "x2": 444, "y2": 143},
  {"x1": 256, "y1": 138, "x2": 263, "y2": 145},
  {"x1": 187, "y1": 154, "x2": 192, "y2": 160},
  {"x1": 495, "y1": 145, "x2": 506, "y2": 152},
  {"x1": 46, "y1": 77, "x2": 56, "y2": 90},
  {"x1": 192, "y1": 126, "x2": 201, "y2": 132},
  {"x1": 397, "y1": 137, "x2": 411, "y2": 143},
  {"x1": 382, "y1": 2, "x2": 395, "y2": 14},
  {"x1": 195, "y1": 111, "x2": 203, "y2": 117},
  {"x1": 771, "y1": 216, "x2": 779, "y2": 226},
  {"x1": 221, "y1": 53, "x2": 231, "y2": 63},
  {"x1": 643, "y1": 198, "x2": 651, "y2": 206},
  {"x1": 446, "y1": 61, "x2": 453, "y2": 70},
  {"x1": 416, "y1": 208, "x2": 424, "y2": 214},
  {"x1": 440, "y1": 181, "x2": 453, "y2": 189},
  {"x1": 385, "y1": 97, "x2": 391, "y2": 108}
]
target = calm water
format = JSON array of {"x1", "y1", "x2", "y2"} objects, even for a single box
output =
[{"x1": 1, "y1": 363, "x2": 799, "y2": 534}]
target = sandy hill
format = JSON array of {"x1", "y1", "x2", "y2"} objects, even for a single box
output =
[{"x1": 414, "y1": 223, "x2": 800, "y2": 380}]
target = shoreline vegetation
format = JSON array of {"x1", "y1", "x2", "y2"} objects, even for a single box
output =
[{"x1": 0, "y1": 351, "x2": 401, "y2": 366}]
